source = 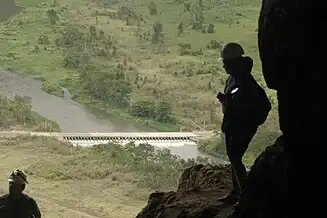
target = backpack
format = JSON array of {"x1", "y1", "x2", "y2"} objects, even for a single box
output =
[{"x1": 253, "y1": 84, "x2": 272, "y2": 126}]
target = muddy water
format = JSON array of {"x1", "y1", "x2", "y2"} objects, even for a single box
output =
[{"x1": 0, "y1": 0, "x2": 22, "y2": 22}]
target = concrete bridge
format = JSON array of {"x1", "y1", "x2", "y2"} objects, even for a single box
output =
[{"x1": 0, "y1": 131, "x2": 216, "y2": 147}]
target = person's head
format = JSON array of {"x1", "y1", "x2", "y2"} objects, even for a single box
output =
[
  {"x1": 220, "y1": 42, "x2": 245, "y2": 75},
  {"x1": 8, "y1": 169, "x2": 28, "y2": 196}
]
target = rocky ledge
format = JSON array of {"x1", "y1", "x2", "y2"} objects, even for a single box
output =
[{"x1": 136, "y1": 164, "x2": 235, "y2": 218}]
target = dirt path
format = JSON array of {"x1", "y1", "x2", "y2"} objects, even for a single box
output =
[{"x1": 37, "y1": 195, "x2": 102, "y2": 218}]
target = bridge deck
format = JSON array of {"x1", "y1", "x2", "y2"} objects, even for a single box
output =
[{"x1": 0, "y1": 131, "x2": 215, "y2": 140}]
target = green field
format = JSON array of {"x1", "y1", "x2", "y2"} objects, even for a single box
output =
[{"x1": 0, "y1": 0, "x2": 279, "y2": 161}]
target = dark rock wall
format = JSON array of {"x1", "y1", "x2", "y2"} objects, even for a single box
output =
[
  {"x1": 258, "y1": 0, "x2": 323, "y2": 145},
  {"x1": 136, "y1": 165, "x2": 234, "y2": 218}
]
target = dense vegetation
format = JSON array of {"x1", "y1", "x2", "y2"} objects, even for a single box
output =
[
  {"x1": 27, "y1": 137, "x2": 208, "y2": 190},
  {"x1": 0, "y1": 0, "x2": 280, "y2": 160},
  {"x1": 0, "y1": 95, "x2": 60, "y2": 131}
]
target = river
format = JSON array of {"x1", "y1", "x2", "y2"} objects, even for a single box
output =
[
  {"x1": 0, "y1": 0, "x2": 225, "y2": 164},
  {"x1": 0, "y1": 0, "x2": 22, "y2": 22}
]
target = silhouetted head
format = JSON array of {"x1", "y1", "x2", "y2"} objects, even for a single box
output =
[
  {"x1": 222, "y1": 56, "x2": 253, "y2": 76},
  {"x1": 220, "y1": 42, "x2": 245, "y2": 60},
  {"x1": 220, "y1": 42, "x2": 251, "y2": 75},
  {"x1": 8, "y1": 169, "x2": 28, "y2": 197}
]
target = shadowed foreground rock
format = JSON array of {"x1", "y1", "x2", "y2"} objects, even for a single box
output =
[
  {"x1": 135, "y1": 145, "x2": 287, "y2": 218},
  {"x1": 136, "y1": 0, "x2": 324, "y2": 217},
  {"x1": 136, "y1": 164, "x2": 234, "y2": 218}
]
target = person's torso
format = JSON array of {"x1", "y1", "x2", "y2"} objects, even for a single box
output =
[
  {"x1": 0, "y1": 194, "x2": 35, "y2": 218},
  {"x1": 222, "y1": 74, "x2": 270, "y2": 127},
  {"x1": 224, "y1": 75, "x2": 238, "y2": 95}
]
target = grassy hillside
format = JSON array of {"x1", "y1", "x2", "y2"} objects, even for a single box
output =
[
  {"x1": 0, "y1": 94, "x2": 60, "y2": 131},
  {"x1": 0, "y1": 0, "x2": 279, "y2": 158},
  {"x1": 0, "y1": 136, "x2": 207, "y2": 217}
]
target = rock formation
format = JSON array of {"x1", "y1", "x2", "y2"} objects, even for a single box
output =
[
  {"x1": 136, "y1": 1, "x2": 324, "y2": 217},
  {"x1": 136, "y1": 164, "x2": 235, "y2": 218}
]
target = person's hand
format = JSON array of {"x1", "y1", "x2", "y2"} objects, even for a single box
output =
[{"x1": 217, "y1": 92, "x2": 224, "y2": 102}]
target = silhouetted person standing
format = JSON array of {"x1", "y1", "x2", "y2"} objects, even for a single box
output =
[
  {"x1": 0, "y1": 169, "x2": 41, "y2": 218},
  {"x1": 217, "y1": 42, "x2": 271, "y2": 205}
]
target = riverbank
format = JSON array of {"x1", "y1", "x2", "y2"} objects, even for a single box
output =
[
  {"x1": 0, "y1": 94, "x2": 60, "y2": 132},
  {"x1": 67, "y1": 92, "x2": 179, "y2": 132}
]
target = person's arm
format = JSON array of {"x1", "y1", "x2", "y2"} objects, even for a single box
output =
[
  {"x1": 0, "y1": 195, "x2": 7, "y2": 207},
  {"x1": 30, "y1": 199, "x2": 41, "y2": 218},
  {"x1": 0, "y1": 195, "x2": 10, "y2": 217}
]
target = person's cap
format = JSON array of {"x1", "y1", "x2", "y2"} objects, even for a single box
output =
[
  {"x1": 220, "y1": 42, "x2": 245, "y2": 60},
  {"x1": 8, "y1": 169, "x2": 28, "y2": 185}
]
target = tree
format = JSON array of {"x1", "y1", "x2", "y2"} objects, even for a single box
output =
[
  {"x1": 37, "y1": 35, "x2": 50, "y2": 45},
  {"x1": 206, "y1": 40, "x2": 221, "y2": 49},
  {"x1": 207, "y1": 24, "x2": 215, "y2": 33},
  {"x1": 190, "y1": 0, "x2": 204, "y2": 30},
  {"x1": 152, "y1": 21, "x2": 163, "y2": 44},
  {"x1": 108, "y1": 79, "x2": 133, "y2": 107},
  {"x1": 89, "y1": 25, "x2": 97, "y2": 38},
  {"x1": 155, "y1": 101, "x2": 174, "y2": 123},
  {"x1": 99, "y1": 29, "x2": 105, "y2": 40},
  {"x1": 78, "y1": 66, "x2": 132, "y2": 108},
  {"x1": 177, "y1": 22, "x2": 184, "y2": 36},
  {"x1": 148, "y1": 1, "x2": 157, "y2": 15},
  {"x1": 12, "y1": 95, "x2": 33, "y2": 123},
  {"x1": 129, "y1": 100, "x2": 155, "y2": 117},
  {"x1": 178, "y1": 43, "x2": 192, "y2": 55},
  {"x1": 47, "y1": 9, "x2": 59, "y2": 24},
  {"x1": 56, "y1": 25, "x2": 85, "y2": 48},
  {"x1": 63, "y1": 50, "x2": 89, "y2": 69},
  {"x1": 184, "y1": 1, "x2": 191, "y2": 11}
]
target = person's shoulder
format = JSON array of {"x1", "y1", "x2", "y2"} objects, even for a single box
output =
[
  {"x1": 0, "y1": 193, "x2": 10, "y2": 200},
  {"x1": 0, "y1": 193, "x2": 10, "y2": 205},
  {"x1": 21, "y1": 193, "x2": 37, "y2": 204},
  {"x1": 226, "y1": 75, "x2": 234, "y2": 83}
]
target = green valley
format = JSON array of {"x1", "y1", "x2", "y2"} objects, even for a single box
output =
[{"x1": 0, "y1": 0, "x2": 279, "y2": 162}]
